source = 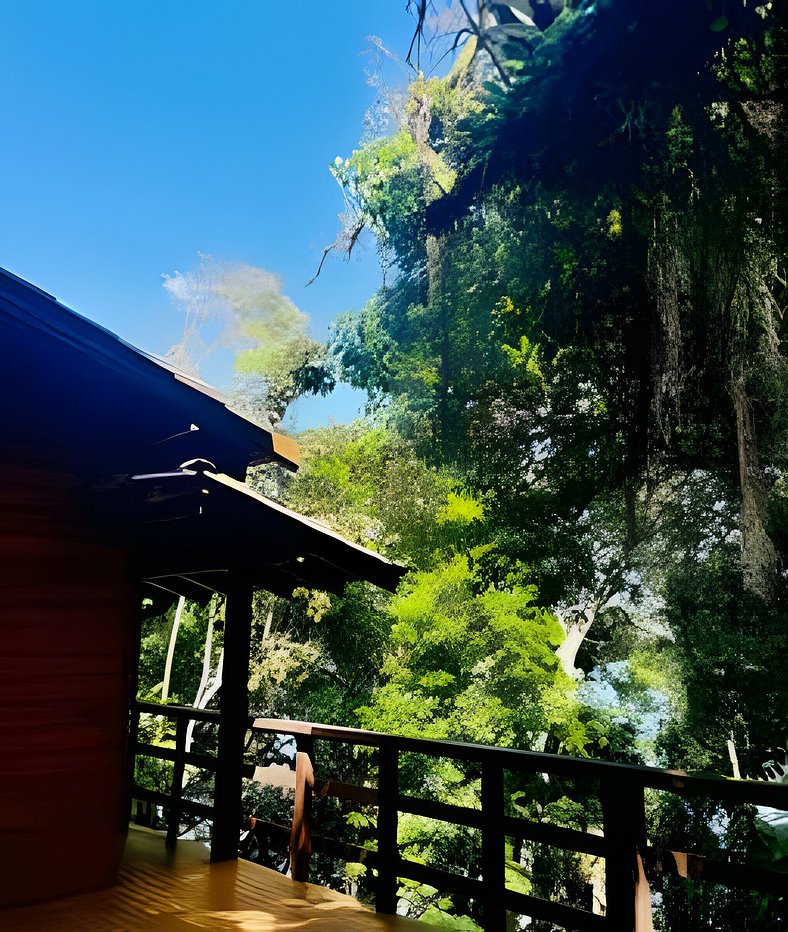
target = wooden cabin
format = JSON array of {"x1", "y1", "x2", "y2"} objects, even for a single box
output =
[
  {"x1": 0, "y1": 267, "x2": 404, "y2": 912},
  {"x1": 2, "y1": 269, "x2": 786, "y2": 931}
]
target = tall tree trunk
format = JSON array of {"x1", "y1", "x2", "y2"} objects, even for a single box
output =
[
  {"x1": 728, "y1": 261, "x2": 783, "y2": 602},
  {"x1": 648, "y1": 208, "x2": 687, "y2": 448},
  {"x1": 555, "y1": 606, "x2": 596, "y2": 679},
  {"x1": 731, "y1": 362, "x2": 780, "y2": 601},
  {"x1": 161, "y1": 595, "x2": 185, "y2": 703},
  {"x1": 185, "y1": 594, "x2": 223, "y2": 756}
]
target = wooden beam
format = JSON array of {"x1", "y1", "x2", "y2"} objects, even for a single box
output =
[
  {"x1": 502, "y1": 814, "x2": 607, "y2": 857},
  {"x1": 131, "y1": 785, "x2": 213, "y2": 820},
  {"x1": 136, "y1": 699, "x2": 221, "y2": 724},
  {"x1": 504, "y1": 890, "x2": 608, "y2": 930},
  {"x1": 397, "y1": 859, "x2": 483, "y2": 900},
  {"x1": 398, "y1": 793, "x2": 484, "y2": 829},
  {"x1": 211, "y1": 573, "x2": 253, "y2": 862}
]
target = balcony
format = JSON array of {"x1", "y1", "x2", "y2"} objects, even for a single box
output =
[{"x1": 130, "y1": 702, "x2": 788, "y2": 931}]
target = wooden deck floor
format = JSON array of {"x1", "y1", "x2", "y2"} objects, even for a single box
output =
[{"x1": 2, "y1": 826, "x2": 429, "y2": 930}]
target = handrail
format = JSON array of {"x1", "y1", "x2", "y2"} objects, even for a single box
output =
[
  {"x1": 136, "y1": 699, "x2": 221, "y2": 724},
  {"x1": 133, "y1": 700, "x2": 221, "y2": 848},
  {"x1": 131, "y1": 702, "x2": 788, "y2": 931},
  {"x1": 251, "y1": 716, "x2": 788, "y2": 808},
  {"x1": 249, "y1": 716, "x2": 788, "y2": 930}
]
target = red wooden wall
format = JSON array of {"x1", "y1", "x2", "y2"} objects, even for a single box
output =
[{"x1": 0, "y1": 467, "x2": 135, "y2": 905}]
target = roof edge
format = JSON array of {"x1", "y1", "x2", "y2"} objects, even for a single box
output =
[{"x1": 271, "y1": 433, "x2": 300, "y2": 470}]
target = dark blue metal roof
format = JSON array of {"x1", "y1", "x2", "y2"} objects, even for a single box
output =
[
  {"x1": 0, "y1": 268, "x2": 404, "y2": 593},
  {"x1": 0, "y1": 266, "x2": 299, "y2": 479}
]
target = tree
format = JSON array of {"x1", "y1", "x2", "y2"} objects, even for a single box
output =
[
  {"x1": 161, "y1": 4, "x2": 788, "y2": 924},
  {"x1": 163, "y1": 254, "x2": 334, "y2": 426}
]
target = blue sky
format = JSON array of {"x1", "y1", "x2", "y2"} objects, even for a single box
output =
[{"x1": 0, "y1": 1, "x2": 431, "y2": 429}]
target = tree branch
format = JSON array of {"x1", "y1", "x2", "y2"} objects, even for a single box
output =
[{"x1": 459, "y1": 0, "x2": 512, "y2": 89}]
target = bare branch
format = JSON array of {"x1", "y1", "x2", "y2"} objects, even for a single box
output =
[
  {"x1": 366, "y1": 34, "x2": 412, "y2": 75},
  {"x1": 305, "y1": 217, "x2": 367, "y2": 288},
  {"x1": 305, "y1": 243, "x2": 338, "y2": 288},
  {"x1": 406, "y1": 0, "x2": 431, "y2": 73},
  {"x1": 458, "y1": 0, "x2": 512, "y2": 88}
]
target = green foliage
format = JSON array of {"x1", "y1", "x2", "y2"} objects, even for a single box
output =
[
  {"x1": 330, "y1": 64, "x2": 487, "y2": 271},
  {"x1": 357, "y1": 553, "x2": 575, "y2": 751},
  {"x1": 331, "y1": 127, "x2": 427, "y2": 272},
  {"x1": 134, "y1": 713, "x2": 176, "y2": 796},
  {"x1": 137, "y1": 4, "x2": 787, "y2": 926},
  {"x1": 247, "y1": 629, "x2": 322, "y2": 712},
  {"x1": 261, "y1": 422, "x2": 491, "y2": 569},
  {"x1": 244, "y1": 583, "x2": 392, "y2": 726},
  {"x1": 316, "y1": 3, "x2": 785, "y2": 922},
  {"x1": 665, "y1": 106, "x2": 694, "y2": 174},
  {"x1": 138, "y1": 598, "x2": 222, "y2": 705},
  {"x1": 418, "y1": 907, "x2": 481, "y2": 930},
  {"x1": 435, "y1": 490, "x2": 485, "y2": 526},
  {"x1": 500, "y1": 334, "x2": 545, "y2": 386},
  {"x1": 658, "y1": 546, "x2": 787, "y2": 777}
]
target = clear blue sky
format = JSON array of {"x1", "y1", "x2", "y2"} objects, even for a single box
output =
[{"x1": 0, "y1": 1, "x2": 426, "y2": 429}]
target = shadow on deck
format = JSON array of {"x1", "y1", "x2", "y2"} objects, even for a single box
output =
[{"x1": 2, "y1": 826, "x2": 428, "y2": 930}]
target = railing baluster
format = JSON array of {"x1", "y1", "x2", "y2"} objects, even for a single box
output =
[
  {"x1": 376, "y1": 739, "x2": 399, "y2": 914},
  {"x1": 602, "y1": 778, "x2": 645, "y2": 931},
  {"x1": 166, "y1": 715, "x2": 188, "y2": 848},
  {"x1": 481, "y1": 762, "x2": 506, "y2": 931}
]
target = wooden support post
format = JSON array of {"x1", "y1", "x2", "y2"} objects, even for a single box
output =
[
  {"x1": 602, "y1": 779, "x2": 645, "y2": 932},
  {"x1": 211, "y1": 574, "x2": 253, "y2": 863},
  {"x1": 481, "y1": 762, "x2": 506, "y2": 931},
  {"x1": 296, "y1": 732, "x2": 315, "y2": 761},
  {"x1": 289, "y1": 750, "x2": 315, "y2": 881},
  {"x1": 166, "y1": 715, "x2": 188, "y2": 848},
  {"x1": 376, "y1": 740, "x2": 399, "y2": 914},
  {"x1": 126, "y1": 594, "x2": 144, "y2": 827}
]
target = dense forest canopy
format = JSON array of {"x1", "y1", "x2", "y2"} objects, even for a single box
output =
[{"x1": 139, "y1": 2, "x2": 787, "y2": 927}]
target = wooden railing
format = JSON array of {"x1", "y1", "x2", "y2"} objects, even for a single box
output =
[
  {"x1": 131, "y1": 701, "x2": 788, "y2": 931},
  {"x1": 132, "y1": 700, "x2": 220, "y2": 848}
]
